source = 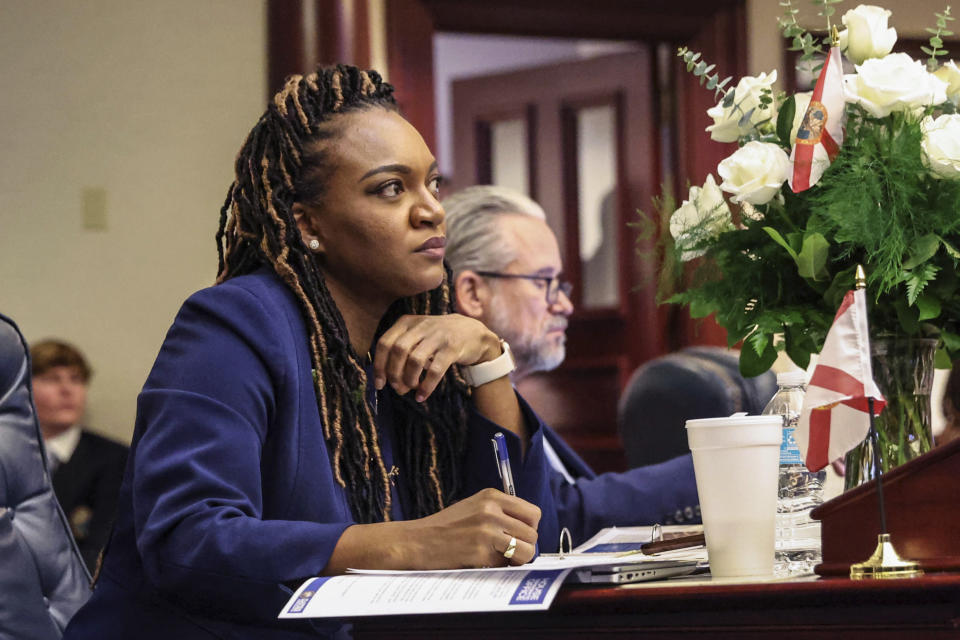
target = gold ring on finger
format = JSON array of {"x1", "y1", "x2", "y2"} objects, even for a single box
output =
[{"x1": 503, "y1": 536, "x2": 518, "y2": 560}]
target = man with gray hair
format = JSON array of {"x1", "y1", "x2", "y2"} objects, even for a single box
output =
[{"x1": 444, "y1": 185, "x2": 699, "y2": 545}]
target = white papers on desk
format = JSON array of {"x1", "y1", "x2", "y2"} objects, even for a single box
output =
[
  {"x1": 278, "y1": 568, "x2": 571, "y2": 619},
  {"x1": 278, "y1": 526, "x2": 707, "y2": 620}
]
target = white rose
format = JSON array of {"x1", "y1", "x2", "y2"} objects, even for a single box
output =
[
  {"x1": 717, "y1": 141, "x2": 791, "y2": 205},
  {"x1": 934, "y1": 60, "x2": 960, "y2": 104},
  {"x1": 921, "y1": 114, "x2": 960, "y2": 179},
  {"x1": 844, "y1": 53, "x2": 948, "y2": 118},
  {"x1": 706, "y1": 71, "x2": 778, "y2": 143},
  {"x1": 838, "y1": 5, "x2": 897, "y2": 65},
  {"x1": 669, "y1": 174, "x2": 733, "y2": 261},
  {"x1": 789, "y1": 91, "x2": 813, "y2": 145}
]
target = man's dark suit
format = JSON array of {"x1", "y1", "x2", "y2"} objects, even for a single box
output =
[
  {"x1": 52, "y1": 430, "x2": 128, "y2": 572},
  {"x1": 543, "y1": 425, "x2": 700, "y2": 547}
]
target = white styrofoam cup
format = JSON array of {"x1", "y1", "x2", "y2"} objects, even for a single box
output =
[{"x1": 686, "y1": 415, "x2": 782, "y2": 578}]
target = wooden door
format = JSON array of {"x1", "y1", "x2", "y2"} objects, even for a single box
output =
[{"x1": 451, "y1": 51, "x2": 664, "y2": 472}]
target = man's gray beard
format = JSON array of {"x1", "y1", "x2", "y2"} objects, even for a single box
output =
[{"x1": 487, "y1": 300, "x2": 566, "y2": 380}]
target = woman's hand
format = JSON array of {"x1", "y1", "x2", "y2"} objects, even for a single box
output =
[
  {"x1": 324, "y1": 488, "x2": 541, "y2": 573},
  {"x1": 406, "y1": 488, "x2": 541, "y2": 568},
  {"x1": 375, "y1": 312, "x2": 528, "y2": 449},
  {"x1": 373, "y1": 313, "x2": 501, "y2": 402}
]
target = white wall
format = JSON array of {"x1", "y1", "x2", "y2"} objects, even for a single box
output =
[{"x1": 0, "y1": 0, "x2": 267, "y2": 443}]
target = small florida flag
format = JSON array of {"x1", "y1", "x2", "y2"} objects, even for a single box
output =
[
  {"x1": 795, "y1": 289, "x2": 885, "y2": 472},
  {"x1": 789, "y1": 46, "x2": 846, "y2": 192}
]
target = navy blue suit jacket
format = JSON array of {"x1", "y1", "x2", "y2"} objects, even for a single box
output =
[
  {"x1": 64, "y1": 269, "x2": 557, "y2": 640},
  {"x1": 543, "y1": 426, "x2": 699, "y2": 547}
]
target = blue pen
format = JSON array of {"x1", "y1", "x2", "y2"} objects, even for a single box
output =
[{"x1": 491, "y1": 432, "x2": 516, "y2": 496}]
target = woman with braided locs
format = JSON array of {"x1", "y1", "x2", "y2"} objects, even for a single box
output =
[{"x1": 63, "y1": 65, "x2": 558, "y2": 640}]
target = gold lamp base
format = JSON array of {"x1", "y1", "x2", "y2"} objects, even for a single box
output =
[{"x1": 849, "y1": 534, "x2": 924, "y2": 580}]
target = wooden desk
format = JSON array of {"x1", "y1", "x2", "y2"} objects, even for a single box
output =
[{"x1": 352, "y1": 573, "x2": 960, "y2": 639}]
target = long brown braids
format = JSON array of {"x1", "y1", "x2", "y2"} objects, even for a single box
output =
[{"x1": 215, "y1": 64, "x2": 469, "y2": 523}]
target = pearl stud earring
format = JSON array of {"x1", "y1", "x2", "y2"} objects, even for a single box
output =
[{"x1": 308, "y1": 239, "x2": 320, "y2": 251}]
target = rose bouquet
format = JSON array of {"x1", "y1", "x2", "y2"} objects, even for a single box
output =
[{"x1": 658, "y1": 2, "x2": 960, "y2": 381}]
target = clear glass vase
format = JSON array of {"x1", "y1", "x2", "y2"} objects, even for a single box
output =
[{"x1": 843, "y1": 337, "x2": 937, "y2": 491}]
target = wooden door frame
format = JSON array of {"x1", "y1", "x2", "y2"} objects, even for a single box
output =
[
  {"x1": 267, "y1": 0, "x2": 372, "y2": 96},
  {"x1": 445, "y1": 51, "x2": 660, "y2": 472},
  {"x1": 449, "y1": 49, "x2": 659, "y2": 365},
  {"x1": 558, "y1": 90, "x2": 629, "y2": 318},
  {"x1": 386, "y1": 0, "x2": 747, "y2": 168},
  {"x1": 265, "y1": 0, "x2": 747, "y2": 196},
  {"x1": 265, "y1": 1, "x2": 747, "y2": 356},
  {"x1": 264, "y1": 0, "x2": 748, "y2": 470},
  {"x1": 388, "y1": 1, "x2": 747, "y2": 472},
  {"x1": 386, "y1": 0, "x2": 746, "y2": 354}
]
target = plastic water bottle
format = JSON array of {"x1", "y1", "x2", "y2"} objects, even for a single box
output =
[{"x1": 762, "y1": 370, "x2": 826, "y2": 576}]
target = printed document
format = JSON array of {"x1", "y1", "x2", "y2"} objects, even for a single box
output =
[
  {"x1": 278, "y1": 525, "x2": 706, "y2": 619},
  {"x1": 279, "y1": 568, "x2": 570, "y2": 619}
]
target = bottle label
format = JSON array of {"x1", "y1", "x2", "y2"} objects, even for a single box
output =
[{"x1": 780, "y1": 421, "x2": 803, "y2": 464}]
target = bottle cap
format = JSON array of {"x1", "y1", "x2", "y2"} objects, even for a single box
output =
[{"x1": 776, "y1": 370, "x2": 807, "y2": 387}]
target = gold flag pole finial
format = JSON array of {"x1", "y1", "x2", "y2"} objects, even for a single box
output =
[
  {"x1": 855, "y1": 265, "x2": 866, "y2": 290},
  {"x1": 831, "y1": 25, "x2": 840, "y2": 47}
]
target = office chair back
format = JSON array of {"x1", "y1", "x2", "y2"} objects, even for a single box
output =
[
  {"x1": 618, "y1": 347, "x2": 778, "y2": 468},
  {"x1": 0, "y1": 313, "x2": 91, "y2": 639}
]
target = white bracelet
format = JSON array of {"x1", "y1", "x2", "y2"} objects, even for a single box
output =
[{"x1": 460, "y1": 339, "x2": 515, "y2": 387}]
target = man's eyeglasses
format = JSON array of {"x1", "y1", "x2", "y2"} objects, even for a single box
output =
[{"x1": 475, "y1": 271, "x2": 574, "y2": 305}]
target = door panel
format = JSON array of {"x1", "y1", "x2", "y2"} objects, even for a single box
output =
[
  {"x1": 489, "y1": 118, "x2": 530, "y2": 195},
  {"x1": 572, "y1": 102, "x2": 619, "y2": 310},
  {"x1": 452, "y1": 51, "x2": 662, "y2": 472},
  {"x1": 473, "y1": 105, "x2": 537, "y2": 196}
]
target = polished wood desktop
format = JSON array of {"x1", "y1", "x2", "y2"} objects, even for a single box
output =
[
  {"x1": 352, "y1": 572, "x2": 960, "y2": 639},
  {"x1": 354, "y1": 443, "x2": 960, "y2": 638}
]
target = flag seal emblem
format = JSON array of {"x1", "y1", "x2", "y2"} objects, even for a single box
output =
[{"x1": 796, "y1": 100, "x2": 827, "y2": 145}]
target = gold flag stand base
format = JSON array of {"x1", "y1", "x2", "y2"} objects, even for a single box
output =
[{"x1": 849, "y1": 533, "x2": 924, "y2": 580}]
